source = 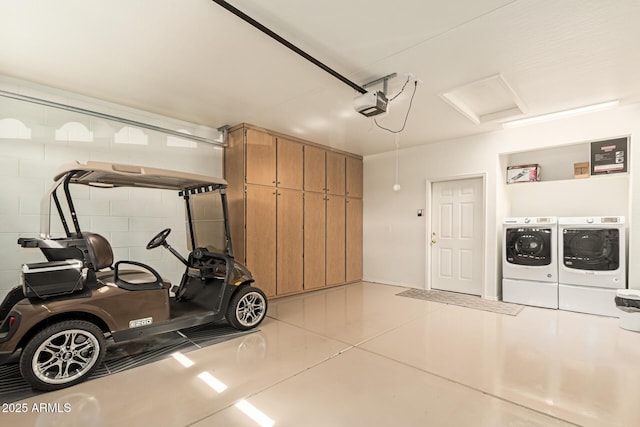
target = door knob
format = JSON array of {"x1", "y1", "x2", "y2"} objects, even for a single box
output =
[{"x1": 431, "y1": 239, "x2": 437, "y2": 244}]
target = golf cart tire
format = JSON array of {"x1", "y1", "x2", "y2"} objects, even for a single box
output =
[
  {"x1": 227, "y1": 286, "x2": 267, "y2": 331},
  {"x1": 20, "y1": 320, "x2": 106, "y2": 391}
]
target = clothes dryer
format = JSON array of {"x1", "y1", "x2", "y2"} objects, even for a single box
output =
[
  {"x1": 558, "y1": 216, "x2": 625, "y2": 317},
  {"x1": 502, "y1": 217, "x2": 558, "y2": 308}
]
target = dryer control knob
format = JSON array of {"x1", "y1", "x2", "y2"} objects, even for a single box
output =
[
  {"x1": 524, "y1": 218, "x2": 531, "y2": 223},
  {"x1": 587, "y1": 218, "x2": 594, "y2": 223}
]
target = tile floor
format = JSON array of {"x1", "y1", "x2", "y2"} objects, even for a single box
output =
[{"x1": 2, "y1": 281, "x2": 640, "y2": 427}]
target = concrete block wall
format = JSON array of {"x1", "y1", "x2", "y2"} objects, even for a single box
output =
[{"x1": 0, "y1": 95, "x2": 223, "y2": 301}]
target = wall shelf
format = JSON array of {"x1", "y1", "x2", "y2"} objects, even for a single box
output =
[{"x1": 504, "y1": 142, "x2": 590, "y2": 182}]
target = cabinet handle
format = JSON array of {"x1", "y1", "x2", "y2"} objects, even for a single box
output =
[
  {"x1": 272, "y1": 180, "x2": 276, "y2": 183},
  {"x1": 277, "y1": 181, "x2": 281, "y2": 184},
  {"x1": 272, "y1": 192, "x2": 276, "y2": 195}
]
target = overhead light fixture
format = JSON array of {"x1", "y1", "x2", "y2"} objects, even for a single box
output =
[{"x1": 502, "y1": 100, "x2": 619, "y2": 128}]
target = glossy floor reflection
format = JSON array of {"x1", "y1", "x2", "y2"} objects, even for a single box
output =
[{"x1": 4, "y1": 281, "x2": 640, "y2": 427}]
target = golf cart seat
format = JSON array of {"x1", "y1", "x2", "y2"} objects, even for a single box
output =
[
  {"x1": 84, "y1": 232, "x2": 114, "y2": 271},
  {"x1": 84, "y1": 232, "x2": 167, "y2": 291}
]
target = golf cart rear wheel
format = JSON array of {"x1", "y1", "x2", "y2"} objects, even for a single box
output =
[
  {"x1": 20, "y1": 320, "x2": 106, "y2": 391},
  {"x1": 227, "y1": 286, "x2": 267, "y2": 330}
]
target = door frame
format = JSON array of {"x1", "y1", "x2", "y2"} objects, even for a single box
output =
[{"x1": 425, "y1": 173, "x2": 487, "y2": 298}]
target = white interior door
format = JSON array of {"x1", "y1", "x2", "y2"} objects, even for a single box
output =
[{"x1": 430, "y1": 177, "x2": 484, "y2": 295}]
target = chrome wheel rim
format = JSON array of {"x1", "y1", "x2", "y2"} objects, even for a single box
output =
[
  {"x1": 235, "y1": 291, "x2": 266, "y2": 327},
  {"x1": 32, "y1": 329, "x2": 100, "y2": 385}
]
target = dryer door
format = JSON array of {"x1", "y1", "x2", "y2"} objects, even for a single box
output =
[
  {"x1": 562, "y1": 228, "x2": 620, "y2": 271},
  {"x1": 505, "y1": 227, "x2": 553, "y2": 266}
]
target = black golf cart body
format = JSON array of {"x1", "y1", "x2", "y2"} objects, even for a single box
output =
[{"x1": 0, "y1": 161, "x2": 267, "y2": 391}]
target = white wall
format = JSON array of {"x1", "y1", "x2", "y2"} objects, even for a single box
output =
[
  {"x1": 0, "y1": 80, "x2": 223, "y2": 301},
  {"x1": 506, "y1": 175, "x2": 629, "y2": 218},
  {"x1": 363, "y1": 103, "x2": 640, "y2": 298}
]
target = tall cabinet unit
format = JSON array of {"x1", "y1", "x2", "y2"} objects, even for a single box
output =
[
  {"x1": 225, "y1": 124, "x2": 362, "y2": 298},
  {"x1": 346, "y1": 197, "x2": 363, "y2": 282},
  {"x1": 276, "y1": 188, "x2": 304, "y2": 295},
  {"x1": 303, "y1": 146, "x2": 327, "y2": 290},
  {"x1": 324, "y1": 152, "x2": 345, "y2": 286},
  {"x1": 245, "y1": 185, "x2": 277, "y2": 297},
  {"x1": 346, "y1": 156, "x2": 363, "y2": 282},
  {"x1": 326, "y1": 195, "x2": 346, "y2": 286}
]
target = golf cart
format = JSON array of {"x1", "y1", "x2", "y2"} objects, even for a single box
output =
[{"x1": 0, "y1": 161, "x2": 267, "y2": 391}]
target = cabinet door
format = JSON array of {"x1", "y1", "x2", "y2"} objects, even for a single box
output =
[
  {"x1": 346, "y1": 156, "x2": 363, "y2": 198},
  {"x1": 326, "y1": 196, "x2": 346, "y2": 286},
  {"x1": 277, "y1": 138, "x2": 303, "y2": 190},
  {"x1": 225, "y1": 128, "x2": 246, "y2": 261},
  {"x1": 246, "y1": 129, "x2": 276, "y2": 186},
  {"x1": 304, "y1": 192, "x2": 326, "y2": 290},
  {"x1": 346, "y1": 197, "x2": 363, "y2": 282},
  {"x1": 277, "y1": 189, "x2": 303, "y2": 295},
  {"x1": 304, "y1": 145, "x2": 326, "y2": 193},
  {"x1": 245, "y1": 185, "x2": 276, "y2": 297},
  {"x1": 326, "y1": 152, "x2": 346, "y2": 196}
]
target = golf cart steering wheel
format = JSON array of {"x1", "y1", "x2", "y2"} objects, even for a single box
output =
[{"x1": 147, "y1": 228, "x2": 171, "y2": 250}]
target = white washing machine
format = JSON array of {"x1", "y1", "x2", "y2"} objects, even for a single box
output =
[
  {"x1": 502, "y1": 217, "x2": 558, "y2": 309},
  {"x1": 558, "y1": 216, "x2": 626, "y2": 317}
]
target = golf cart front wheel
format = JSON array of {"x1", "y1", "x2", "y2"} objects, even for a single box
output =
[
  {"x1": 20, "y1": 320, "x2": 106, "y2": 391},
  {"x1": 227, "y1": 286, "x2": 267, "y2": 330}
]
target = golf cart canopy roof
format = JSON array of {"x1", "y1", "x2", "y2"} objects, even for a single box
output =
[{"x1": 54, "y1": 161, "x2": 227, "y2": 191}]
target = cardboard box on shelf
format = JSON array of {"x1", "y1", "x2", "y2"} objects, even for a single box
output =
[
  {"x1": 506, "y1": 164, "x2": 540, "y2": 184},
  {"x1": 574, "y1": 161, "x2": 589, "y2": 179}
]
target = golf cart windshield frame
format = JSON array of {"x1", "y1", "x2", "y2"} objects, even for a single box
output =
[{"x1": 39, "y1": 162, "x2": 234, "y2": 257}]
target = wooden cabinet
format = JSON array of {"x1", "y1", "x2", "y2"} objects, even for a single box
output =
[
  {"x1": 277, "y1": 138, "x2": 303, "y2": 190},
  {"x1": 245, "y1": 185, "x2": 276, "y2": 297},
  {"x1": 277, "y1": 188, "x2": 303, "y2": 295},
  {"x1": 245, "y1": 130, "x2": 303, "y2": 189},
  {"x1": 246, "y1": 128, "x2": 276, "y2": 186},
  {"x1": 304, "y1": 145, "x2": 326, "y2": 193},
  {"x1": 226, "y1": 128, "x2": 246, "y2": 261},
  {"x1": 346, "y1": 197, "x2": 363, "y2": 282},
  {"x1": 346, "y1": 156, "x2": 363, "y2": 198},
  {"x1": 304, "y1": 191, "x2": 326, "y2": 290},
  {"x1": 225, "y1": 124, "x2": 362, "y2": 297},
  {"x1": 326, "y1": 152, "x2": 345, "y2": 196},
  {"x1": 345, "y1": 157, "x2": 363, "y2": 282},
  {"x1": 326, "y1": 195, "x2": 346, "y2": 286},
  {"x1": 245, "y1": 185, "x2": 304, "y2": 297}
]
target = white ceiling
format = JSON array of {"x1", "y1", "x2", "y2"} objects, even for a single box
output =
[{"x1": 1, "y1": 0, "x2": 639, "y2": 156}]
